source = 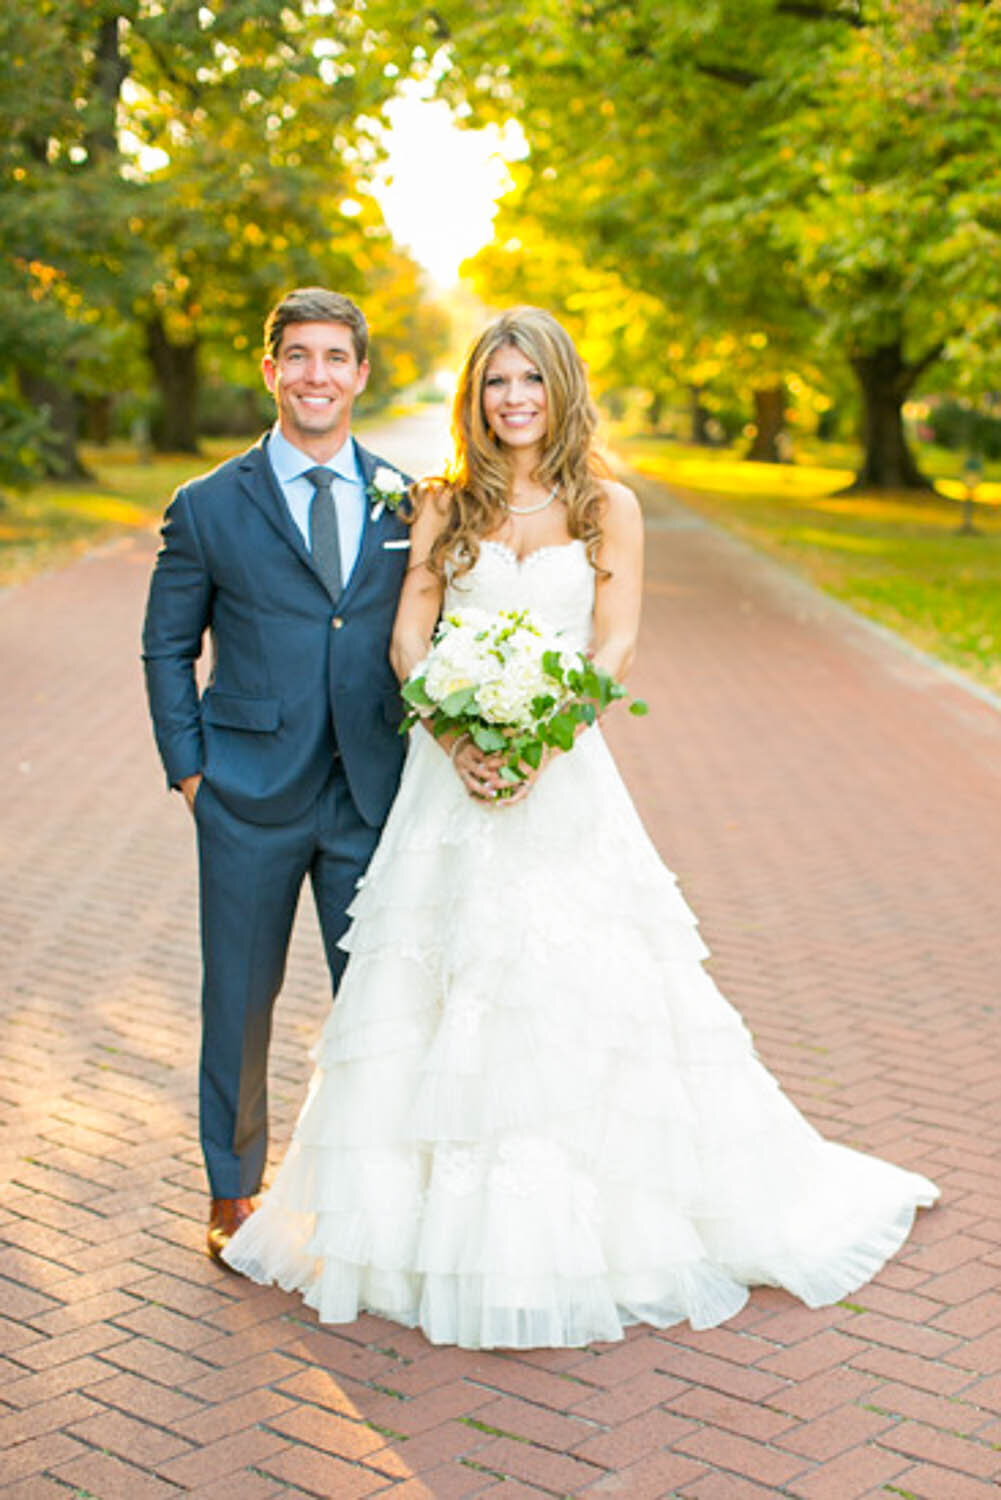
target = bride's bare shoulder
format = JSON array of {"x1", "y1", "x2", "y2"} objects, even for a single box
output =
[
  {"x1": 596, "y1": 477, "x2": 642, "y2": 537},
  {"x1": 412, "y1": 477, "x2": 456, "y2": 517},
  {"x1": 408, "y1": 478, "x2": 456, "y2": 548}
]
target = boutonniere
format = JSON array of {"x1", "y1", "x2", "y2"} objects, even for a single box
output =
[{"x1": 368, "y1": 466, "x2": 408, "y2": 521}]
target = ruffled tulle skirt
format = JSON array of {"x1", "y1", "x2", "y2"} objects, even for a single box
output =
[{"x1": 225, "y1": 726, "x2": 938, "y2": 1348}]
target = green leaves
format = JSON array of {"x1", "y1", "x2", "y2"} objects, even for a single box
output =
[
  {"x1": 469, "y1": 724, "x2": 509, "y2": 752},
  {"x1": 545, "y1": 711, "x2": 578, "y2": 753},
  {"x1": 399, "y1": 621, "x2": 649, "y2": 787},
  {"x1": 401, "y1": 676, "x2": 433, "y2": 709},
  {"x1": 447, "y1": 0, "x2": 1001, "y2": 484},
  {"x1": 439, "y1": 686, "x2": 477, "y2": 717},
  {"x1": 1, "y1": 0, "x2": 448, "y2": 476}
]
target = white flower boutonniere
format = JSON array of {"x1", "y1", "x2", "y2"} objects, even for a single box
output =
[{"x1": 368, "y1": 466, "x2": 408, "y2": 521}]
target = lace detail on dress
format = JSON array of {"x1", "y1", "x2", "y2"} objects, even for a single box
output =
[{"x1": 434, "y1": 1143, "x2": 488, "y2": 1196}]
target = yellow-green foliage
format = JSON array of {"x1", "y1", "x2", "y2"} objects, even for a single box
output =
[
  {"x1": 618, "y1": 438, "x2": 1001, "y2": 696},
  {"x1": 0, "y1": 441, "x2": 239, "y2": 586},
  {"x1": 0, "y1": 413, "x2": 397, "y2": 587}
]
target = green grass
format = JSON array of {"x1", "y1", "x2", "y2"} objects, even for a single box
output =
[
  {"x1": 0, "y1": 439, "x2": 241, "y2": 588},
  {"x1": 0, "y1": 406, "x2": 410, "y2": 588},
  {"x1": 615, "y1": 435, "x2": 1001, "y2": 696}
]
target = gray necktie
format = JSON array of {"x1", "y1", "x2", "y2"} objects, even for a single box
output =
[{"x1": 305, "y1": 467, "x2": 342, "y2": 599}]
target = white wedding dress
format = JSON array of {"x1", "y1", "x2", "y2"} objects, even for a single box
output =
[{"x1": 224, "y1": 539, "x2": 938, "y2": 1348}]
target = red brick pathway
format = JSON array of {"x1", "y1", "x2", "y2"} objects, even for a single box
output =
[{"x1": 2, "y1": 415, "x2": 1000, "y2": 1498}]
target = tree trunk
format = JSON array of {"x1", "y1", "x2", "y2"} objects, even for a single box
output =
[
  {"x1": 87, "y1": 17, "x2": 129, "y2": 159},
  {"x1": 146, "y1": 316, "x2": 200, "y2": 453},
  {"x1": 848, "y1": 342, "x2": 933, "y2": 491},
  {"x1": 690, "y1": 385, "x2": 712, "y2": 445},
  {"x1": 647, "y1": 388, "x2": 666, "y2": 430},
  {"x1": 745, "y1": 383, "x2": 786, "y2": 462},
  {"x1": 16, "y1": 370, "x2": 91, "y2": 478},
  {"x1": 83, "y1": 394, "x2": 113, "y2": 445}
]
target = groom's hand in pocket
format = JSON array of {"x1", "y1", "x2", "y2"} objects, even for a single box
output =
[{"x1": 179, "y1": 773, "x2": 202, "y2": 813}]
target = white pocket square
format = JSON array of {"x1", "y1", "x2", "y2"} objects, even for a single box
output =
[{"x1": 382, "y1": 538, "x2": 411, "y2": 550}]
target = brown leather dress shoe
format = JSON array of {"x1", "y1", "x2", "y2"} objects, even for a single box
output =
[{"x1": 207, "y1": 1196, "x2": 255, "y2": 1266}]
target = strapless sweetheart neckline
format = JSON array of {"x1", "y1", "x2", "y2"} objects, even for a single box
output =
[{"x1": 479, "y1": 537, "x2": 587, "y2": 567}]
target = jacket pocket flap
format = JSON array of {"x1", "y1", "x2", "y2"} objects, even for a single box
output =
[{"x1": 202, "y1": 692, "x2": 281, "y2": 731}]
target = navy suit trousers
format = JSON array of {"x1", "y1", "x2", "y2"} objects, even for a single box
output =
[{"x1": 194, "y1": 764, "x2": 380, "y2": 1197}]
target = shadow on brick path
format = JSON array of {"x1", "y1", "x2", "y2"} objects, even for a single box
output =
[{"x1": 2, "y1": 410, "x2": 1000, "y2": 1499}]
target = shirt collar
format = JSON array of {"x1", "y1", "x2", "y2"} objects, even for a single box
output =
[{"x1": 268, "y1": 422, "x2": 362, "y2": 485}]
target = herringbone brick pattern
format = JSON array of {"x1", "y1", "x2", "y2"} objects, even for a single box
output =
[{"x1": 2, "y1": 414, "x2": 999, "y2": 1498}]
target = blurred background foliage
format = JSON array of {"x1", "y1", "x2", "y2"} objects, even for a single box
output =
[
  {"x1": 419, "y1": 0, "x2": 1001, "y2": 491},
  {"x1": 2, "y1": 1, "x2": 1000, "y2": 499},
  {"x1": 0, "y1": 0, "x2": 448, "y2": 478}
]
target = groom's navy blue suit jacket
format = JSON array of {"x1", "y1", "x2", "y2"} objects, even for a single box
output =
[{"x1": 142, "y1": 433, "x2": 411, "y2": 828}]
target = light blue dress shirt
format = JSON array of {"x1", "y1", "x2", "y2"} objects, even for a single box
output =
[{"x1": 267, "y1": 422, "x2": 366, "y2": 586}]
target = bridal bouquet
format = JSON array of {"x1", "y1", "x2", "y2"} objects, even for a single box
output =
[{"x1": 401, "y1": 606, "x2": 646, "y2": 788}]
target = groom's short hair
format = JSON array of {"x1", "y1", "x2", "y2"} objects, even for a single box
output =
[{"x1": 264, "y1": 288, "x2": 369, "y2": 365}]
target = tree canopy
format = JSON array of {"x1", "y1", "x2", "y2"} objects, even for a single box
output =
[
  {"x1": 400, "y1": 0, "x2": 1001, "y2": 487},
  {"x1": 2, "y1": 1, "x2": 446, "y2": 472},
  {"x1": 5, "y1": 2, "x2": 1001, "y2": 488}
]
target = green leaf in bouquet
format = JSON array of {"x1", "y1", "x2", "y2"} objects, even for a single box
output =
[
  {"x1": 429, "y1": 709, "x2": 458, "y2": 740},
  {"x1": 440, "y1": 686, "x2": 477, "y2": 717},
  {"x1": 547, "y1": 711, "x2": 577, "y2": 752},
  {"x1": 629, "y1": 700, "x2": 649, "y2": 716},
  {"x1": 591, "y1": 670, "x2": 625, "y2": 712},
  {"x1": 522, "y1": 740, "x2": 544, "y2": 770},
  {"x1": 575, "y1": 664, "x2": 600, "y2": 698},
  {"x1": 401, "y1": 676, "x2": 432, "y2": 707},
  {"x1": 503, "y1": 734, "x2": 529, "y2": 766},
  {"x1": 498, "y1": 763, "x2": 524, "y2": 784},
  {"x1": 542, "y1": 650, "x2": 566, "y2": 683},
  {"x1": 470, "y1": 723, "x2": 508, "y2": 752},
  {"x1": 531, "y1": 693, "x2": 557, "y2": 717}
]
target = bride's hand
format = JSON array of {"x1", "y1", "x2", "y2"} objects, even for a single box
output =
[
  {"x1": 493, "y1": 747, "x2": 554, "y2": 806},
  {"x1": 449, "y1": 735, "x2": 504, "y2": 801}
]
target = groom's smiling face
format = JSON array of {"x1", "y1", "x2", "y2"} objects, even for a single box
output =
[{"x1": 262, "y1": 320, "x2": 369, "y2": 459}]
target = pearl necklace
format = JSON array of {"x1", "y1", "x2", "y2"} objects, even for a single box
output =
[{"x1": 506, "y1": 484, "x2": 559, "y2": 516}]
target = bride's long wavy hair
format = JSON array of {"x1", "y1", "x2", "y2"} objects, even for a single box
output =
[{"x1": 422, "y1": 307, "x2": 609, "y2": 581}]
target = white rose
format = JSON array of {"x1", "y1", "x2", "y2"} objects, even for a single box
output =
[{"x1": 372, "y1": 466, "x2": 406, "y2": 494}]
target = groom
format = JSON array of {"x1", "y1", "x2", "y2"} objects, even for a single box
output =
[{"x1": 142, "y1": 287, "x2": 411, "y2": 1262}]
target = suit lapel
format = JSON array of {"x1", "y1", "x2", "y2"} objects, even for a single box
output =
[
  {"x1": 237, "y1": 435, "x2": 398, "y2": 603},
  {"x1": 338, "y1": 441, "x2": 381, "y2": 605},
  {"x1": 237, "y1": 436, "x2": 319, "y2": 580}
]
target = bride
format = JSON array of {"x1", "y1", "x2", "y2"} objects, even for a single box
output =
[{"x1": 224, "y1": 307, "x2": 938, "y2": 1348}]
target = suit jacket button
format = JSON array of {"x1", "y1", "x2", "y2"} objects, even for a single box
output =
[{"x1": 331, "y1": 616, "x2": 344, "y2": 630}]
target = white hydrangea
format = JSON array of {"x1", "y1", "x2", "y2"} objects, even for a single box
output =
[
  {"x1": 423, "y1": 611, "x2": 494, "y2": 703},
  {"x1": 475, "y1": 641, "x2": 551, "y2": 726},
  {"x1": 419, "y1": 608, "x2": 577, "y2": 729},
  {"x1": 400, "y1": 606, "x2": 637, "y2": 778}
]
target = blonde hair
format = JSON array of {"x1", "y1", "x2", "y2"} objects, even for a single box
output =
[{"x1": 422, "y1": 307, "x2": 608, "y2": 579}]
